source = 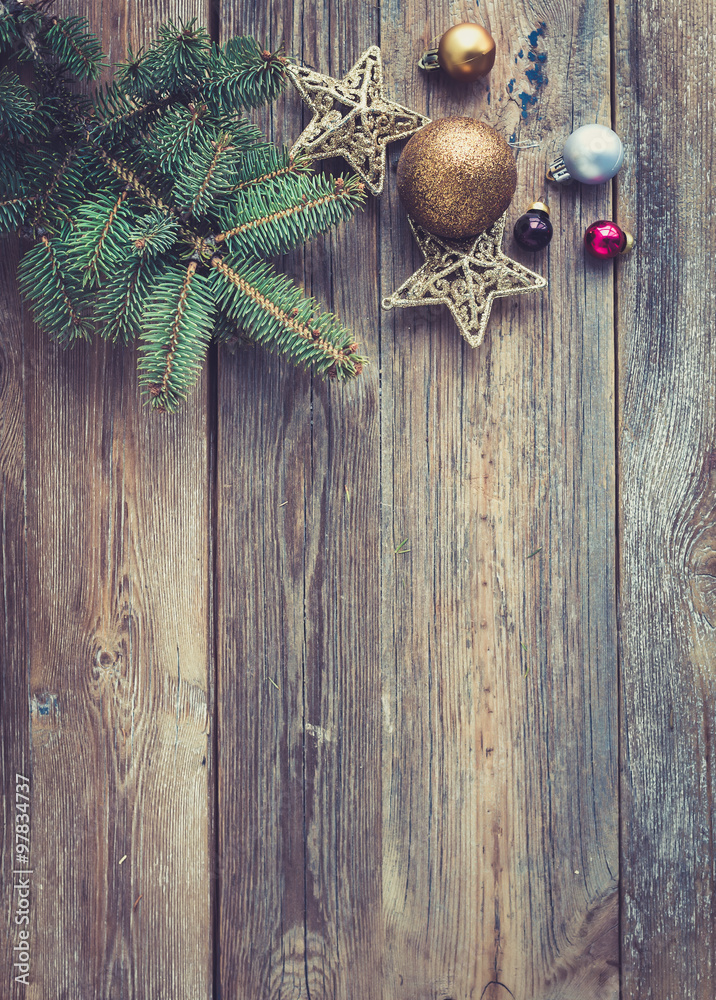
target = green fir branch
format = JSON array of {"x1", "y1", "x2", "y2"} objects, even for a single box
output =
[
  {"x1": 0, "y1": 9, "x2": 20, "y2": 54},
  {"x1": 148, "y1": 19, "x2": 211, "y2": 91},
  {"x1": 93, "y1": 213, "x2": 179, "y2": 342},
  {"x1": 0, "y1": 187, "x2": 36, "y2": 232},
  {"x1": 0, "y1": 150, "x2": 36, "y2": 231},
  {"x1": 42, "y1": 15, "x2": 103, "y2": 80},
  {"x1": 29, "y1": 144, "x2": 80, "y2": 226},
  {"x1": 206, "y1": 37, "x2": 287, "y2": 109},
  {"x1": 94, "y1": 255, "x2": 156, "y2": 343},
  {"x1": 146, "y1": 107, "x2": 262, "y2": 185},
  {"x1": 1, "y1": 9, "x2": 367, "y2": 409},
  {"x1": 208, "y1": 253, "x2": 365, "y2": 380},
  {"x1": 66, "y1": 188, "x2": 138, "y2": 286},
  {"x1": 138, "y1": 261, "x2": 216, "y2": 411},
  {"x1": 172, "y1": 130, "x2": 243, "y2": 217},
  {"x1": 127, "y1": 209, "x2": 180, "y2": 257},
  {"x1": 90, "y1": 82, "x2": 165, "y2": 142},
  {"x1": 229, "y1": 146, "x2": 313, "y2": 193},
  {"x1": 32, "y1": 144, "x2": 127, "y2": 229},
  {"x1": 0, "y1": 69, "x2": 36, "y2": 139},
  {"x1": 89, "y1": 143, "x2": 176, "y2": 214},
  {"x1": 142, "y1": 101, "x2": 212, "y2": 173},
  {"x1": 217, "y1": 172, "x2": 366, "y2": 258},
  {"x1": 18, "y1": 234, "x2": 92, "y2": 343},
  {"x1": 115, "y1": 44, "x2": 160, "y2": 99}
]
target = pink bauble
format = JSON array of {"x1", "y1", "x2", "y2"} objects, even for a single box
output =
[{"x1": 584, "y1": 220, "x2": 628, "y2": 258}]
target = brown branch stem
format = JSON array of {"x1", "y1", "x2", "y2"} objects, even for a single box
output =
[
  {"x1": 228, "y1": 159, "x2": 303, "y2": 193},
  {"x1": 214, "y1": 187, "x2": 351, "y2": 244},
  {"x1": 152, "y1": 260, "x2": 198, "y2": 399},
  {"x1": 84, "y1": 188, "x2": 129, "y2": 275}
]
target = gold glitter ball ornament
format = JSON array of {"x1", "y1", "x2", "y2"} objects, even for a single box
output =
[
  {"x1": 396, "y1": 117, "x2": 517, "y2": 240},
  {"x1": 437, "y1": 23, "x2": 496, "y2": 81}
]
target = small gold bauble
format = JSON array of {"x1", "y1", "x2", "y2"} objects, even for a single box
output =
[
  {"x1": 396, "y1": 117, "x2": 517, "y2": 240},
  {"x1": 438, "y1": 23, "x2": 496, "y2": 82}
]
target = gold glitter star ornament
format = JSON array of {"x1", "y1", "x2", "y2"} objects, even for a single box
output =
[
  {"x1": 286, "y1": 46, "x2": 430, "y2": 195},
  {"x1": 382, "y1": 214, "x2": 547, "y2": 347}
]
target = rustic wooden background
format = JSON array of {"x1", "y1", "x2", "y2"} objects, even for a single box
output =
[{"x1": 1, "y1": 0, "x2": 714, "y2": 997}]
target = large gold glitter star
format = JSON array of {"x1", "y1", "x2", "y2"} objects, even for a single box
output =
[
  {"x1": 382, "y1": 214, "x2": 547, "y2": 346},
  {"x1": 286, "y1": 46, "x2": 430, "y2": 196}
]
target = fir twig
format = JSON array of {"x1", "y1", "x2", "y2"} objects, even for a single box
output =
[
  {"x1": 215, "y1": 173, "x2": 365, "y2": 257},
  {"x1": 206, "y1": 36, "x2": 287, "y2": 109},
  {"x1": 2, "y1": 6, "x2": 366, "y2": 410},
  {"x1": 94, "y1": 256, "x2": 150, "y2": 342},
  {"x1": 0, "y1": 170, "x2": 38, "y2": 232},
  {"x1": 138, "y1": 261, "x2": 216, "y2": 411},
  {"x1": 90, "y1": 84, "x2": 164, "y2": 141},
  {"x1": 155, "y1": 261, "x2": 197, "y2": 397},
  {"x1": 209, "y1": 253, "x2": 365, "y2": 378},
  {"x1": 18, "y1": 234, "x2": 91, "y2": 343},
  {"x1": 77, "y1": 188, "x2": 132, "y2": 285},
  {"x1": 43, "y1": 15, "x2": 103, "y2": 80},
  {"x1": 89, "y1": 142, "x2": 175, "y2": 214},
  {"x1": 33, "y1": 145, "x2": 78, "y2": 228},
  {"x1": 0, "y1": 69, "x2": 36, "y2": 139},
  {"x1": 229, "y1": 152, "x2": 311, "y2": 193}
]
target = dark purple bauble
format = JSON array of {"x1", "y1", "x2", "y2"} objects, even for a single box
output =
[{"x1": 513, "y1": 209, "x2": 553, "y2": 251}]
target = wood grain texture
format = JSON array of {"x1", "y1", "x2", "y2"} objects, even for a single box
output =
[
  {"x1": 616, "y1": 0, "x2": 716, "y2": 996},
  {"x1": 379, "y1": 2, "x2": 618, "y2": 997},
  {"x1": 216, "y1": 2, "x2": 383, "y2": 996},
  {"x1": 2, "y1": 3, "x2": 214, "y2": 998},
  {"x1": 13, "y1": 0, "x2": 715, "y2": 994},
  {"x1": 0, "y1": 243, "x2": 31, "y2": 1000},
  {"x1": 217, "y1": 1, "x2": 618, "y2": 998}
]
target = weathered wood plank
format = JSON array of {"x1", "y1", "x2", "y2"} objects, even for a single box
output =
[
  {"x1": 216, "y1": 2, "x2": 383, "y2": 996},
  {"x1": 218, "y1": 1, "x2": 618, "y2": 999},
  {"x1": 616, "y1": 0, "x2": 716, "y2": 996},
  {"x1": 3, "y1": 3, "x2": 214, "y2": 997},
  {"x1": 0, "y1": 243, "x2": 32, "y2": 1000},
  {"x1": 379, "y1": 1, "x2": 618, "y2": 997}
]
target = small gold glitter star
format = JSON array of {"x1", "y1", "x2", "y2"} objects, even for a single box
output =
[
  {"x1": 286, "y1": 46, "x2": 430, "y2": 196},
  {"x1": 382, "y1": 214, "x2": 547, "y2": 346}
]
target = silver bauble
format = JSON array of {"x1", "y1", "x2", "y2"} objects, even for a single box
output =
[{"x1": 548, "y1": 124, "x2": 624, "y2": 185}]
